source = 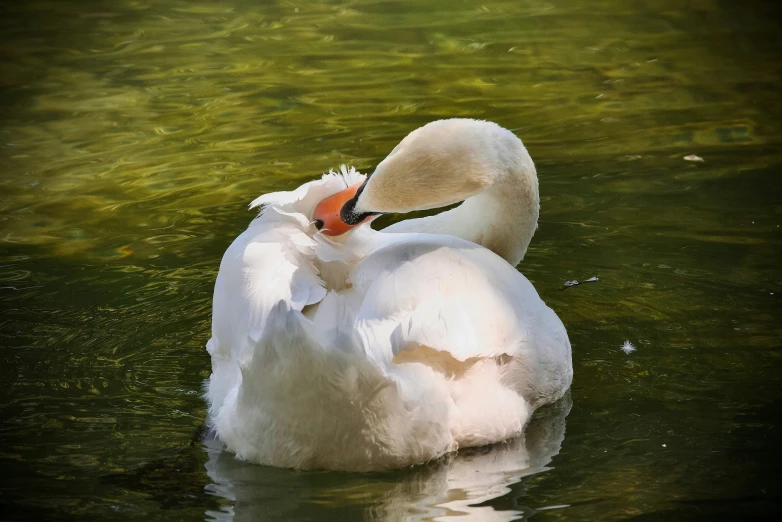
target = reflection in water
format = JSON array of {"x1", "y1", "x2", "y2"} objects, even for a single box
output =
[{"x1": 204, "y1": 395, "x2": 571, "y2": 521}]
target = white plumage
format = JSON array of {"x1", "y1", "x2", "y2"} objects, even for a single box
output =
[{"x1": 206, "y1": 120, "x2": 572, "y2": 471}]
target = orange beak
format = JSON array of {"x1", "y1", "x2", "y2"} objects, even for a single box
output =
[{"x1": 312, "y1": 182, "x2": 373, "y2": 236}]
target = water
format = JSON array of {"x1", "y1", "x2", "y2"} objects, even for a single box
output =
[{"x1": 1, "y1": 0, "x2": 780, "y2": 520}]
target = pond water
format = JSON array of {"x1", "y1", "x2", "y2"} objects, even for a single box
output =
[{"x1": 1, "y1": 0, "x2": 780, "y2": 520}]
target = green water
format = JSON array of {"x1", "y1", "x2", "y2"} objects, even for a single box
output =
[{"x1": 1, "y1": 0, "x2": 780, "y2": 520}]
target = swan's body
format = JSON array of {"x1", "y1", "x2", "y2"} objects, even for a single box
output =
[{"x1": 206, "y1": 119, "x2": 572, "y2": 471}]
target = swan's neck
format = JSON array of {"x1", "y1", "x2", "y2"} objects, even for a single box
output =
[{"x1": 383, "y1": 165, "x2": 539, "y2": 266}]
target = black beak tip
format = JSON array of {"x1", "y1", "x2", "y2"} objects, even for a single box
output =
[{"x1": 313, "y1": 219, "x2": 324, "y2": 230}]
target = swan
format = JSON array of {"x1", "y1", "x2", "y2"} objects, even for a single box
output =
[{"x1": 206, "y1": 118, "x2": 572, "y2": 471}]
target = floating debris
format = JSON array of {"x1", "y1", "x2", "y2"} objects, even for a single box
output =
[
  {"x1": 683, "y1": 154, "x2": 704, "y2": 162},
  {"x1": 560, "y1": 276, "x2": 599, "y2": 290},
  {"x1": 621, "y1": 340, "x2": 636, "y2": 354}
]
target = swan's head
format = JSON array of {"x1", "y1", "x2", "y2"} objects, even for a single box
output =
[{"x1": 313, "y1": 118, "x2": 528, "y2": 236}]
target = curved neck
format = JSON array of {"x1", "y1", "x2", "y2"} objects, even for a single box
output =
[{"x1": 382, "y1": 164, "x2": 539, "y2": 266}]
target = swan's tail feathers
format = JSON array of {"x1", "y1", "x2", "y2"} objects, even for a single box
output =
[
  {"x1": 210, "y1": 297, "x2": 458, "y2": 469},
  {"x1": 308, "y1": 290, "x2": 366, "y2": 356},
  {"x1": 236, "y1": 300, "x2": 313, "y2": 398},
  {"x1": 208, "y1": 298, "x2": 322, "y2": 426}
]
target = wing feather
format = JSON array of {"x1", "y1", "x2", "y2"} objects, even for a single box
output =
[{"x1": 346, "y1": 232, "x2": 564, "y2": 363}]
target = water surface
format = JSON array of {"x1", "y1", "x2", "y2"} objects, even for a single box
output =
[{"x1": 1, "y1": 0, "x2": 781, "y2": 520}]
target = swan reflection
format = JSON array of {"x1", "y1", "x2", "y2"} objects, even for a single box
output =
[{"x1": 204, "y1": 395, "x2": 570, "y2": 521}]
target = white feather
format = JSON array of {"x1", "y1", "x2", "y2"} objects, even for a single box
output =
[{"x1": 621, "y1": 340, "x2": 636, "y2": 354}]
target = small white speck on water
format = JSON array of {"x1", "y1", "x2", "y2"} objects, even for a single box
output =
[
  {"x1": 662, "y1": 444, "x2": 667, "y2": 448},
  {"x1": 537, "y1": 504, "x2": 571, "y2": 511},
  {"x1": 683, "y1": 154, "x2": 704, "y2": 162},
  {"x1": 621, "y1": 340, "x2": 636, "y2": 354}
]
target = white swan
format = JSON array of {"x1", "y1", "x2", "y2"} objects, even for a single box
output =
[{"x1": 206, "y1": 119, "x2": 572, "y2": 471}]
